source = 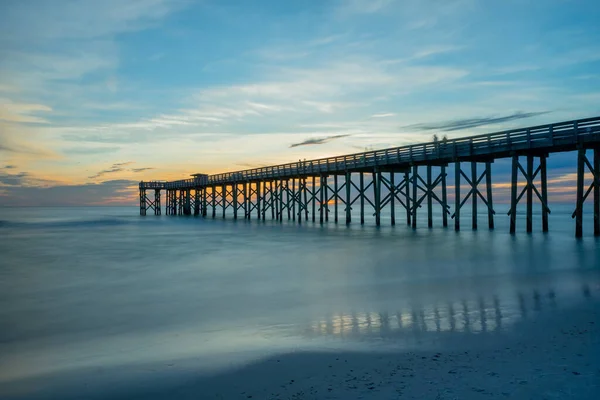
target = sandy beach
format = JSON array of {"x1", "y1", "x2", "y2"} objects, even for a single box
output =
[{"x1": 1, "y1": 297, "x2": 597, "y2": 400}]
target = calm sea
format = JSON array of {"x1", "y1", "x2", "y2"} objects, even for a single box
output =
[{"x1": 0, "y1": 205, "x2": 599, "y2": 398}]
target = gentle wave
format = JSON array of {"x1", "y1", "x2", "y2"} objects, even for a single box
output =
[{"x1": 0, "y1": 218, "x2": 131, "y2": 229}]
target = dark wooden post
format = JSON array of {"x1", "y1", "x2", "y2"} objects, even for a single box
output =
[
  {"x1": 320, "y1": 175, "x2": 325, "y2": 224},
  {"x1": 311, "y1": 176, "x2": 316, "y2": 222},
  {"x1": 360, "y1": 172, "x2": 365, "y2": 224},
  {"x1": 323, "y1": 176, "x2": 329, "y2": 222},
  {"x1": 212, "y1": 186, "x2": 216, "y2": 218},
  {"x1": 405, "y1": 171, "x2": 411, "y2": 226},
  {"x1": 139, "y1": 188, "x2": 146, "y2": 216},
  {"x1": 485, "y1": 161, "x2": 494, "y2": 230},
  {"x1": 373, "y1": 170, "x2": 381, "y2": 226},
  {"x1": 471, "y1": 162, "x2": 477, "y2": 230},
  {"x1": 510, "y1": 155, "x2": 518, "y2": 234},
  {"x1": 334, "y1": 174, "x2": 339, "y2": 223},
  {"x1": 156, "y1": 189, "x2": 162, "y2": 215},
  {"x1": 540, "y1": 156, "x2": 549, "y2": 232},
  {"x1": 289, "y1": 180, "x2": 293, "y2": 221},
  {"x1": 595, "y1": 148, "x2": 600, "y2": 236},
  {"x1": 222, "y1": 185, "x2": 226, "y2": 219},
  {"x1": 244, "y1": 182, "x2": 249, "y2": 219},
  {"x1": 575, "y1": 148, "x2": 585, "y2": 238},
  {"x1": 256, "y1": 181, "x2": 262, "y2": 220},
  {"x1": 233, "y1": 183, "x2": 238, "y2": 219},
  {"x1": 454, "y1": 162, "x2": 460, "y2": 231},
  {"x1": 271, "y1": 181, "x2": 275, "y2": 220},
  {"x1": 427, "y1": 165, "x2": 433, "y2": 228},
  {"x1": 412, "y1": 165, "x2": 418, "y2": 229},
  {"x1": 526, "y1": 155, "x2": 533, "y2": 233},
  {"x1": 390, "y1": 172, "x2": 395, "y2": 226},
  {"x1": 346, "y1": 172, "x2": 352, "y2": 224},
  {"x1": 303, "y1": 178, "x2": 309, "y2": 222},
  {"x1": 441, "y1": 166, "x2": 448, "y2": 227}
]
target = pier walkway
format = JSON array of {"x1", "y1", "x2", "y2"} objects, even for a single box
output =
[{"x1": 140, "y1": 116, "x2": 600, "y2": 237}]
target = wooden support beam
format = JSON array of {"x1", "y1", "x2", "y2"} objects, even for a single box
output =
[
  {"x1": 441, "y1": 166, "x2": 448, "y2": 227},
  {"x1": 486, "y1": 162, "x2": 494, "y2": 230},
  {"x1": 312, "y1": 176, "x2": 316, "y2": 222},
  {"x1": 390, "y1": 172, "x2": 395, "y2": 226},
  {"x1": 260, "y1": 181, "x2": 267, "y2": 221},
  {"x1": 274, "y1": 180, "x2": 279, "y2": 221},
  {"x1": 155, "y1": 189, "x2": 161, "y2": 215},
  {"x1": 471, "y1": 162, "x2": 477, "y2": 230},
  {"x1": 405, "y1": 171, "x2": 411, "y2": 226},
  {"x1": 139, "y1": 188, "x2": 146, "y2": 216},
  {"x1": 324, "y1": 176, "x2": 329, "y2": 222},
  {"x1": 222, "y1": 185, "x2": 226, "y2": 219},
  {"x1": 510, "y1": 155, "x2": 518, "y2": 234},
  {"x1": 455, "y1": 162, "x2": 460, "y2": 231},
  {"x1": 292, "y1": 179, "x2": 296, "y2": 221},
  {"x1": 373, "y1": 170, "x2": 381, "y2": 226},
  {"x1": 320, "y1": 175, "x2": 325, "y2": 224},
  {"x1": 412, "y1": 165, "x2": 418, "y2": 229},
  {"x1": 202, "y1": 187, "x2": 207, "y2": 217},
  {"x1": 526, "y1": 155, "x2": 534, "y2": 233},
  {"x1": 346, "y1": 172, "x2": 352, "y2": 224},
  {"x1": 427, "y1": 166, "x2": 433, "y2": 228},
  {"x1": 233, "y1": 183, "x2": 238, "y2": 219},
  {"x1": 212, "y1": 186, "x2": 216, "y2": 218},
  {"x1": 540, "y1": 156, "x2": 549, "y2": 232},
  {"x1": 257, "y1": 182, "x2": 262, "y2": 220},
  {"x1": 360, "y1": 172, "x2": 365, "y2": 225},
  {"x1": 334, "y1": 174, "x2": 339, "y2": 223},
  {"x1": 576, "y1": 148, "x2": 585, "y2": 238},
  {"x1": 287, "y1": 180, "x2": 291, "y2": 221},
  {"x1": 595, "y1": 148, "x2": 600, "y2": 236},
  {"x1": 193, "y1": 189, "x2": 199, "y2": 216},
  {"x1": 304, "y1": 178, "x2": 309, "y2": 222}
]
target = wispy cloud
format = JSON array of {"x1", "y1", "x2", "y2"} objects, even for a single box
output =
[
  {"x1": 406, "y1": 111, "x2": 552, "y2": 132},
  {"x1": 63, "y1": 146, "x2": 120, "y2": 155},
  {"x1": 0, "y1": 99, "x2": 52, "y2": 124},
  {"x1": 131, "y1": 167, "x2": 154, "y2": 173},
  {"x1": 0, "y1": 179, "x2": 139, "y2": 206},
  {"x1": 371, "y1": 113, "x2": 396, "y2": 118},
  {"x1": 88, "y1": 162, "x2": 134, "y2": 179},
  {"x1": 290, "y1": 134, "x2": 351, "y2": 148}
]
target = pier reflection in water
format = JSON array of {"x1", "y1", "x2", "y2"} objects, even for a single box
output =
[{"x1": 299, "y1": 284, "x2": 596, "y2": 344}]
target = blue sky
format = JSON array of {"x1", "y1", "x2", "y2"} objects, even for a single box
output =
[{"x1": 0, "y1": 0, "x2": 599, "y2": 205}]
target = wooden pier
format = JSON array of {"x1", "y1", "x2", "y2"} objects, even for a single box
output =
[{"x1": 140, "y1": 116, "x2": 600, "y2": 237}]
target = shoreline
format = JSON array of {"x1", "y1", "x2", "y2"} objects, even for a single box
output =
[{"x1": 2, "y1": 298, "x2": 599, "y2": 399}]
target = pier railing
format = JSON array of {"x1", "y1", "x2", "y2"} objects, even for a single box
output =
[{"x1": 141, "y1": 116, "x2": 600, "y2": 190}]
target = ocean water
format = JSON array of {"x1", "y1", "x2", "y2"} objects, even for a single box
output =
[{"x1": 0, "y1": 205, "x2": 599, "y2": 398}]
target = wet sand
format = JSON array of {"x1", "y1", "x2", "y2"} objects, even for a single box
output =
[{"x1": 2, "y1": 299, "x2": 598, "y2": 400}]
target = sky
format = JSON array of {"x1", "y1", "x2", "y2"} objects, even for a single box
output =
[{"x1": 0, "y1": 0, "x2": 599, "y2": 206}]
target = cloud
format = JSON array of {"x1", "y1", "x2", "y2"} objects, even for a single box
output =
[
  {"x1": 3, "y1": 165, "x2": 16, "y2": 169},
  {"x1": 0, "y1": 99, "x2": 52, "y2": 124},
  {"x1": 131, "y1": 167, "x2": 154, "y2": 173},
  {"x1": 0, "y1": 179, "x2": 139, "y2": 206},
  {"x1": 63, "y1": 146, "x2": 120, "y2": 155},
  {"x1": 290, "y1": 134, "x2": 351, "y2": 148},
  {"x1": 0, "y1": 171, "x2": 29, "y2": 186},
  {"x1": 0, "y1": 0, "x2": 188, "y2": 42},
  {"x1": 406, "y1": 111, "x2": 551, "y2": 132},
  {"x1": 371, "y1": 113, "x2": 396, "y2": 118},
  {"x1": 88, "y1": 162, "x2": 134, "y2": 179},
  {"x1": 0, "y1": 142, "x2": 48, "y2": 155}
]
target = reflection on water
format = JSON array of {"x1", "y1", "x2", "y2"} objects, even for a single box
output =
[
  {"x1": 301, "y1": 284, "x2": 596, "y2": 341},
  {"x1": 0, "y1": 206, "x2": 599, "y2": 392}
]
